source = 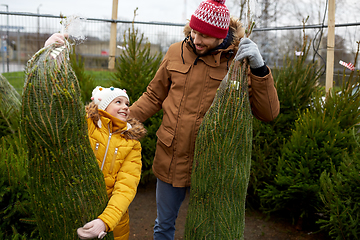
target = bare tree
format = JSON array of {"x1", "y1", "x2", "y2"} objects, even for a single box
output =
[{"x1": 227, "y1": 0, "x2": 247, "y2": 21}]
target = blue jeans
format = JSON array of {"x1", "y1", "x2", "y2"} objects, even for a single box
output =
[{"x1": 153, "y1": 178, "x2": 190, "y2": 240}]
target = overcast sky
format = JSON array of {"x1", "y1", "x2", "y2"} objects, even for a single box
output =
[
  {"x1": 1, "y1": 0, "x2": 204, "y2": 24},
  {"x1": 2, "y1": 0, "x2": 359, "y2": 25}
]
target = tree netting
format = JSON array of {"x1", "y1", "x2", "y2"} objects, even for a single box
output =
[
  {"x1": 185, "y1": 59, "x2": 253, "y2": 240},
  {"x1": 0, "y1": 73, "x2": 21, "y2": 137},
  {"x1": 21, "y1": 41, "x2": 113, "y2": 239},
  {"x1": 0, "y1": 73, "x2": 21, "y2": 110}
]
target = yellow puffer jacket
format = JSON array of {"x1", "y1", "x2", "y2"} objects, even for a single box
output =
[{"x1": 86, "y1": 103, "x2": 146, "y2": 232}]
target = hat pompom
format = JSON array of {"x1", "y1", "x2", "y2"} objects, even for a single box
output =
[
  {"x1": 92, "y1": 86, "x2": 102, "y2": 97},
  {"x1": 214, "y1": 0, "x2": 226, "y2": 3}
]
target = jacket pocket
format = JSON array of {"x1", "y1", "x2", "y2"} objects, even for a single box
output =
[
  {"x1": 156, "y1": 124, "x2": 174, "y2": 147},
  {"x1": 167, "y1": 62, "x2": 191, "y2": 74},
  {"x1": 165, "y1": 62, "x2": 191, "y2": 94},
  {"x1": 161, "y1": 62, "x2": 191, "y2": 139},
  {"x1": 200, "y1": 67, "x2": 227, "y2": 116},
  {"x1": 208, "y1": 67, "x2": 226, "y2": 96},
  {"x1": 209, "y1": 67, "x2": 227, "y2": 81}
]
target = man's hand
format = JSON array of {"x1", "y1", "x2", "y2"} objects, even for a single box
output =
[
  {"x1": 77, "y1": 219, "x2": 107, "y2": 239},
  {"x1": 235, "y1": 38, "x2": 264, "y2": 69},
  {"x1": 44, "y1": 33, "x2": 68, "y2": 47}
]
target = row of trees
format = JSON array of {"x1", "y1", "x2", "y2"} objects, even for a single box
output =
[{"x1": 249, "y1": 32, "x2": 360, "y2": 238}]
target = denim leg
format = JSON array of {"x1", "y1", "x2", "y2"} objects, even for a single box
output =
[{"x1": 153, "y1": 178, "x2": 188, "y2": 240}]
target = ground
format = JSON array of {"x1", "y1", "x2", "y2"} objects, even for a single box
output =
[{"x1": 128, "y1": 179, "x2": 330, "y2": 240}]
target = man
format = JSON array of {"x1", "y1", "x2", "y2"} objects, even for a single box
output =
[
  {"x1": 44, "y1": 1, "x2": 280, "y2": 238},
  {"x1": 128, "y1": 0, "x2": 280, "y2": 239}
]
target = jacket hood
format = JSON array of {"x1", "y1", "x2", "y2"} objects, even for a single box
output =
[
  {"x1": 86, "y1": 102, "x2": 147, "y2": 141},
  {"x1": 183, "y1": 17, "x2": 245, "y2": 48}
]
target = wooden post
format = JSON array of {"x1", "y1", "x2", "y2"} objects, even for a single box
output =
[
  {"x1": 108, "y1": 0, "x2": 118, "y2": 69},
  {"x1": 325, "y1": 0, "x2": 335, "y2": 94}
]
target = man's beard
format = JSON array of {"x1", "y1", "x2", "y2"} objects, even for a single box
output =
[{"x1": 189, "y1": 39, "x2": 214, "y2": 56}]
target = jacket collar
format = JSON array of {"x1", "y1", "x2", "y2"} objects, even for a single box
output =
[{"x1": 98, "y1": 109, "x2": 128, "y2": 132}]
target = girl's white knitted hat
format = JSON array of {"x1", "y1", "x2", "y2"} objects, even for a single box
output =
[{"x1": 91, "y1": 86, "x2": 129, "y2": 110}]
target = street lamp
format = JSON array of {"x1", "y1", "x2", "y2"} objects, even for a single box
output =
[
  {"x1": 1, "y1": 4, "x2": 9, "y2": 72},
  {"x1": 37, "y1": 4, "x2": 42, "y2": 50}
]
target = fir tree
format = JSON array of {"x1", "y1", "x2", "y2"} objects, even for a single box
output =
[
  {"x1": 0, "y1": 74, "x2": 21, "y2": 137},
  {"x1": 249, "y1": 32, "x2": 321, "y2": 207},
  {"x1": 69, "y1": 47, "x2": 96, "y2": 104},
  {"x1": 0, "y1": 133, "x2": 38, "y2": 239},
  {"x1": 185, "y1": 60, "x2": 252, "y2": 240},
  {"x1": 259, "y1": 41, "x2": 360, "y2": 230},
  {"x1": 21, "y1": 43, "x2": 113, "y2": 239},
  {"x1": 112, "y1": 9, "x2": 163, "y2": 183}
]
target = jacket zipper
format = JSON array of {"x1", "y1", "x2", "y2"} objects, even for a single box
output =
[
  {"x1": 94, "y1": 143, "x2": 100, "y2": 156},
  {"x1": 101, "y1": 125, "x2": 112, "y2": 171},
  {"x1": 109, "y1": 148, "x2": 118, "y2": 174}
]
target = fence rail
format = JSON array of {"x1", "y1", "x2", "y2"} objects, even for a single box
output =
[{"x1": 1, "y1": 11, "x2": 359, "y2": 86}]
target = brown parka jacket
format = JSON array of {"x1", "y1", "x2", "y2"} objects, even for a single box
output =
[{"x1": 130, "y1": 17, "x2": 280, "y2": 187}]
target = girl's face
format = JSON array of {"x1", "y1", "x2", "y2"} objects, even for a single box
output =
[{"x1": 105, "y1": 96, "x2": 130, "y2": 122}]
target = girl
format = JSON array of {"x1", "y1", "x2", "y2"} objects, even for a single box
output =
[{"x1": 77, "y1": 86, "x2": 146, "y2": 240}]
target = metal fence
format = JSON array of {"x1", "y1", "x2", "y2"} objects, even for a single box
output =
[
  {"x1": 0, "y1": 11, "x2": 185, "y2": 73},
  {"x1": 1, "y1": 11, "x2": 359, "y2": 85}
]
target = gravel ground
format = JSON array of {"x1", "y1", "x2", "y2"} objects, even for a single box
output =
[{"x1": 128, "y1": 180, "x2": 330, "y2": 240}]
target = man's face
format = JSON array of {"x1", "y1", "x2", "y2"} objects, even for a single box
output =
[{"x1": 190, "y1": 29, "x2": 224, "y2": 55}]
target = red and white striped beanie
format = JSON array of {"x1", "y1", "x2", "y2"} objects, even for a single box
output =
[{"x1": 189, "y1": 0, "x2": 230, "y2": 39}]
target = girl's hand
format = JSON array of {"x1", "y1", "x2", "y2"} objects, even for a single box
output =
[{"x1": 77, "y1": 218, "x2": 107, "y2": 239}]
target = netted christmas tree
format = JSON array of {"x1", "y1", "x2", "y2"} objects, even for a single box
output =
[
  {"x1": 184, "y1": 57, "x2": 253, "y2": 239},
  {"x1": 0, "y1": 73, "x2": 21, "y2": 137},
  {"x1": 21, "y1": 36, "x2": 113, "y2": 239}
]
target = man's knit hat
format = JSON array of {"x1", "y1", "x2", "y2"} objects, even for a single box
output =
[
  {"x1": 91, "y1": 86, "x2": 129, "y2": 110},
  {"x1": 189, "y1": 0, "x2": 230, "y2": 39}
]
